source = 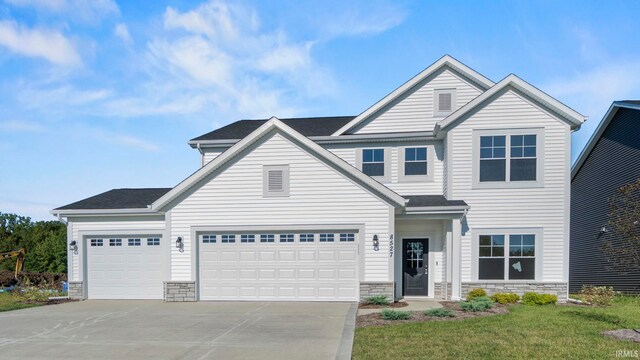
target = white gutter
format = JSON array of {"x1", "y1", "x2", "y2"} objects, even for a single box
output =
[
  {"x1": 189, "y1": 131, "x2": 438, "y2": 148},
  {"x1": 50, "y1": 208, "x2": 164, "y2": 217}
]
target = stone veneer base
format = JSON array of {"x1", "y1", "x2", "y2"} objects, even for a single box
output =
[
  {"x1": 68, "y1": 281, "x2": 84, "y2": 299},
  {"x1": 360, "y1": 281, "x2": 394, "y2": 301},
  {"x1": 164, "y1": 281, "x2": 196, "y2": 302},
  {"x1": 461, "y1": 282, "x2": 568, "y2": 301}
]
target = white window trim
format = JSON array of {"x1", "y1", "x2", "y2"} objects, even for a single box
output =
[
  {"x1": 398, "y1": 145, "x2": 435, "y2": 183},
  {"x1": 472, "y1": 128, "x2": 545, "y2": 189},
  {"x1": 263, "y1": 164, "x2": 290, "y2": 197},
  {"x1": 356, "y1": 147, "x2": 391, "y2": 183},
  {"x1": 434, "y1": 88, "x2": 457, "y2": 117},
  {"x1": 471, "y1": 227, "x2": 543, "y2": 282}
]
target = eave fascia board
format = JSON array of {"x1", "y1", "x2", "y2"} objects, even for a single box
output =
[
  {"x1": 188, "y1": 131, "x2": 438, "y2": 149},
  {"x1": 331, "y1": 55, "x2": 495, "y2": 136},
  {"x1": 153, "y1": 117, "x2": 408, "y2": 211},
  {"x1": 404, "y1": 205, "x2": 469, "y2": 214},
  {"x1": 435, "y1": 74, "x2": 587, "y2": 136},
  {"x1": 50, "y1": 208, "x2": 163, "y2": 217}
]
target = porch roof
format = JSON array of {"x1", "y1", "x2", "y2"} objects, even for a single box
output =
[{"x1": 405, "y1": 195, "x2": 467, "y2": 208}]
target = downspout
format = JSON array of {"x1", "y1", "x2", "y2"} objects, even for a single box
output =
[
  {"x1": 55, "y1": 213, "x2": 67, "y2": 225},
  {"x1": 197, "y1": 143, "x2": 204, "y2": 167}
]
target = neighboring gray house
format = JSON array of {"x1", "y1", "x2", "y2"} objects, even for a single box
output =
[
  {"x1": 570, "y1": 101, "x2": 640, "y2": 294},
  {"x1": 52, "y1": 55, "x2": 585, "y2": 302}
]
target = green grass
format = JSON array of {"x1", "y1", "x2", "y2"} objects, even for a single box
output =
[
  {"x1": 0, "y1": 292, "x2": 42, "y2": 312},
  {"x1": 354, "y1": 296, "x2": 640, "y2": 359}
]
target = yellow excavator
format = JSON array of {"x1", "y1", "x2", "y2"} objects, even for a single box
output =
[{"x1": 1, "y1": 248, "x2": 26, "y2": 279}]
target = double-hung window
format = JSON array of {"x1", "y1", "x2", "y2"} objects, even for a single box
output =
[
  {"x1": 404, "y1": 147, "x2": 428, "y2": 175},
  {"x1": 476, "y1": 230, "x2": 538, "y2": 280},
  {"x1": 361, "y1": 149, "x2": 385, "y2": 177},
  {"x1": 475, "y1": 129, "x2": 542, "y2": 187}
]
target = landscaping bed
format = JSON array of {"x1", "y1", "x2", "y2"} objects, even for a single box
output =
[
  {"x1": 356, "y1": 301, "x2": 509, "y2": 327},
  {"x1": 358, "y1": 301, "x2": 409, "y2": 309}
]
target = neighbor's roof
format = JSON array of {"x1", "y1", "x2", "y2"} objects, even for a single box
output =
[
  {"x1": 571, "y1": 100, "x2": 640, "y2": 180},
  {"x1": 405, "y1": 195, "x2": 468, "y2": 208},
  {"x1": 190, "y1": 116, "x2": 355, "y2": 143},
  {"x1": 54, "y1": 188, "x2": 172, "y2": 211}
]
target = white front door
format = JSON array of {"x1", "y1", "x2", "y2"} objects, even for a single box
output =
[
  {"x1": 86, "y1": 237, "x2": 163, "y2": 299},
  {"x1": 198, "y1": 231, "x2": 359, "y2": 301}
]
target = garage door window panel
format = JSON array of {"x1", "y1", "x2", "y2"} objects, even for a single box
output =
[
  {"x1": 90, "y1": 239, "x2": 103, "y2": 247},
  {"x1": 300, "y1": 233, "x2": 315, "y2": 243},
  {"x1": 222, "y1": 234, "x2": 236, "y2": 243},
  {"x1": 147, "y1": 238, "x2": 160, "y2": 246},
  {"x1": 109, "y1": 239, "x2": 122, "y2": 247},
  {"x1": 202, "y1": 235, "x2": 216, "y2": 244},
  {"x1": 241, "y1": 234, "x2": 255, "y2": 243},
  {"x1": 128, "y1": 238, "x2": 141, "y2": 246},
  {"x1": 279, "y1": 234, "x2": 294, "y2": 243}
]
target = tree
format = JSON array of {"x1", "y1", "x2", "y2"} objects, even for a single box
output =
[
  {"x1": 0, "y1": 212, "x2": 67, "y2": 273},
  {"x1": 602, "y1": 178, "x2": 640, "y2": 273}
]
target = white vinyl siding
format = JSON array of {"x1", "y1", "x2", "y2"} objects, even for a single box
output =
[
  {"x1": 448, "y1": 89, "x2": 570, "y2": 282},
  {"x1": 202, "y1": 148, "x2": 228, "y2": 165},
  {"x1": 326, "y1": 141, "x2": 444, "y2": 195},
  {"x1": 350, "y1": 69, "x2": 483, "y2": 134},
  {"x1": 66, "y1": 216, "x2": 166, "y2": 282},
  {"x1": 170, "y1": 132, "x2": 392, "y2": 283}
]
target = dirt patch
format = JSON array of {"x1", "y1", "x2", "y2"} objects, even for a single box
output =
[
  {"x1": 359, "y1": 301, "x2": 409, "y2": 309},
  {"x1": 603, "y1": 329, "x2": 640, "y2": 343},
  {"x1": 356, "y1": 302, "x2": 509, "y2": 327}
]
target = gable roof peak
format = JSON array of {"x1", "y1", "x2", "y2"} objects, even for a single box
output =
[{"x1": 332, "y1": 55, "x2": 495, "y2": 136}]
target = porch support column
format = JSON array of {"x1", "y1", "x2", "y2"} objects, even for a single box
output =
[{"x1": 451, "y1": 217, "x2": 462, "y2": 300}]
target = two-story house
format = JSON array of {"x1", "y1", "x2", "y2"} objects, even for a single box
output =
[{"x1": 52, "y1": 55, "x2": 585, "y2": 302}]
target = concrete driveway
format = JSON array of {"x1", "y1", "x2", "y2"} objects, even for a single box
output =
[{"x1": 0, "y1": 300, "x2": 357, "y2": 360}]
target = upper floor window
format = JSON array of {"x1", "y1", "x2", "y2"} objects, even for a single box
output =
[
  {"x1": 263, "y1": 165, "x2": 289, "y2": 197},
  {"x1": 404, "y1": 147, "x2": 428, "y2": 175},
  {"x1": 474, "y1": 129, "x2": 543, "y2": 188},
  {"x1": 362, "y1": 149, "x2": 385, "y2": 177},
  {"x1": 434, "y1": 89, "x2": 456, "y2": 116}
]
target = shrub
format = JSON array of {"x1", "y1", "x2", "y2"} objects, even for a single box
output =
[
  {"x1": 522, "y1": 292, "x2": 557, "y2": 305},
  {"x1": 381, "y1": 309, "x2": 411, "y2": 320},
  {"x1": 16, "y1": 286, "x2": 53, "y2": 302},
  {"x1": 491, "y1": 292, "x2": 520, "y2": 304},
  {"x1": 424, "y1": 308, "x2": 456, "y2": 317},
  {"x1": 460, "y1": 296, "x2": 494, "y2": 312},
  {"x1": 466, "y1": 288, "x2": 487, "y2": 301},
  {"x1": 579, "y1": 285, "x2": 616, "y2": 306},
  {"x1": 364, "y1": 295, "x2": 390, "y2": 305},
  {"x1": 0, "y1": 271, "x2": 67, "y2": 288}
]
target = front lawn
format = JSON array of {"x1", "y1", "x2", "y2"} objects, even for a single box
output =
[
  {"x1": 353, "y1": 296, "x2": 640, "y2": 359},
  {"x1": 0, "y1": 292, "x2": 42, "y2": 312}
]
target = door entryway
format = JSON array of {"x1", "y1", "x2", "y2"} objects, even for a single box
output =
[{"x1": 402, "y1": 238, "x2": 429, "y2": 296}]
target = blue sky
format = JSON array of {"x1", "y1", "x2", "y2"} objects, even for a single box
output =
[{"x1": 1, "y1": 0, "x2": 639, "y2": 220}]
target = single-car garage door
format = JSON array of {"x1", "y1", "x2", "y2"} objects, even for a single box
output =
[
  {"x1": 198, "y1": 230, "x2": 359, "y2": 301},
  {"x1": 86, "y1": 236, "x2": 163, "y2": 299}
]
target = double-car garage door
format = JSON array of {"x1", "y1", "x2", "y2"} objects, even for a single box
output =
[{"x1": 198, "y1": 230, "x2": 359, "y2": 301}]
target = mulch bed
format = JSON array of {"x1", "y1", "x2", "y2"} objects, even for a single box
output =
[
  {"x1": 359, "y1": 301, "x2": 409, "y2": 309},
  {"x1": 603, "y1": 329, "x2": 640, "y2": 343},
  {"x1": 356, "y1": 301, "x2": 510, "y2": 328},
  {"x1": 21, "y1": 298, "x2": 78, "y2": 306}
]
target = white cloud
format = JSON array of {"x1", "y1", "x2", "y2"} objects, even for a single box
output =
[
  {"x1": 321, "y1": 3, "x2": 406, "y2": 38},
  {"x1": 0, "y1": 119, "x2": 46, "y2": 132},
  {"x1": 5, "y1": 0, "x2": 119, "y2": 21},
  {"x1": 113, "y1": 135, "x2": 159, "y2": 152},
  {"x1": 114, "y1": 23, "x2": 132, "y2": 44},
  {"x1": 544, "y1": 59, "x2": 640, "y2": 160},
  {"x1": 142, "y1": 0, "x2": 336, "y2": 119},
  {"x1": 0, "y1": 20, "x2": 81, "y2": 66}
]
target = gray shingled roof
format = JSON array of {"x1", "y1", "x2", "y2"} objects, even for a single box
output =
[
  {"x1": 54, "y1": 188, "x2": 172, "y2": 210},
  {"x1": 405, "y1": 195, "x2": 467, "y2": 207},
  {"x1": 190, "y1": 116, "x2": 356, "y2": 141}
]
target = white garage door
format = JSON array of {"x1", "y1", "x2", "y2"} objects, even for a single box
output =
[
  {"x1": 87, "y1": 236, "x2": 163, "y2": 299},
  {"x1": 198, "y1": 231, "x2": 359, "y2": 301}
]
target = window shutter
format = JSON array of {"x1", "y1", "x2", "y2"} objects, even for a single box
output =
[
  {"x1": 268, "y1": 170, "x2": 284, "y2": 191},
  {"x1": 438, "y1": 93, "x2": 452, "y2": 111}
]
